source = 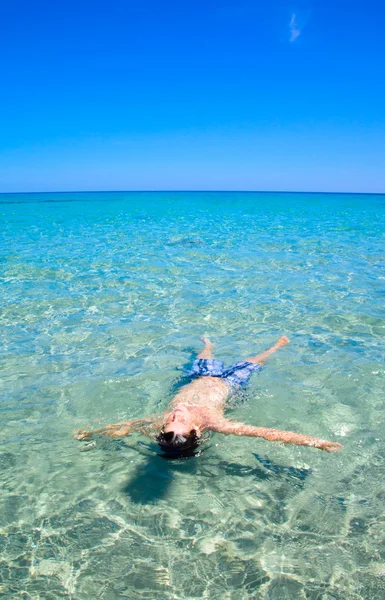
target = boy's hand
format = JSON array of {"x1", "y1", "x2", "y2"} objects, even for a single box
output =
[{"x1": 319, "y1": 440, "x2": 343, "y2": 452}]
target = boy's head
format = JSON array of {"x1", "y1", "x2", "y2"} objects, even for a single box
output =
[{"x1": 156, "y1": 429, "x2": 199, "y2": 459}]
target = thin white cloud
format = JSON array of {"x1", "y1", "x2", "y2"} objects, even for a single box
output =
[{"x1": 289, "y1": 13, "x2": 301, "y2": 42}]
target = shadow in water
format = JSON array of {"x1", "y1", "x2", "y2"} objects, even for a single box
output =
[
  {"x1": 121, "y1": 442, "x2": 312, "y2": 504},
  {"x1": 121, "y1": 441, "x2": 201, "y2": 504},
  {"x1": 252, "y1": 453, "x2": 312, "y2": 482},
  {"x1": 121, "y1": 455, "x2": 173, "y2": 504},
  {"x1": 207, "y1": 454, "x2": 312, "y2": 485}
]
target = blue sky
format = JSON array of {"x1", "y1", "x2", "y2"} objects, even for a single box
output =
[{"x1": 1, "y1": 0, "x2": 384, "y2": 192}]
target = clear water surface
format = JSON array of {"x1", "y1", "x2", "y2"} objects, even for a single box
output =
[{"x1": 1, "y1": 191, "x2": 385, "y2": 599}]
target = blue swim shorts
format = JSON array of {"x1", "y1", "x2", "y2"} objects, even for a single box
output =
[{"x1": 187, "y1": 358, "x2": 262, "y2": 388}]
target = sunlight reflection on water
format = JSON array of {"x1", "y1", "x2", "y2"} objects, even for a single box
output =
[{"x1": 1, "y1": 191, "x2": 385, "y2": 599}]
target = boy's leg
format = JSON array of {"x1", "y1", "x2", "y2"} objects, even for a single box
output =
[
  {"x1": 197, "y1": 337, "x2": 215, "y2": 359},
  {"x1": 245, "y1": 336, "x2": 289, "y2": 365}
]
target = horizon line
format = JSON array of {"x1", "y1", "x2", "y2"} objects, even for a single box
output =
[{"x1": 1, "y1": 189, "x2": 384, "y2": 196}]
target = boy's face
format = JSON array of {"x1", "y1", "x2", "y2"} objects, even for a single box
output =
[{"x1": 163, "y1": 406, "x2": 195, "y2": 437}]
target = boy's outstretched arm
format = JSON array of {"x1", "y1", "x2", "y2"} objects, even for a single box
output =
[
  {"x1": 210, "y1": 418, "x2": 342, "y2": 452},
  {"x1": 74, "y1": 416, "x2": 158, "y2": 441}
]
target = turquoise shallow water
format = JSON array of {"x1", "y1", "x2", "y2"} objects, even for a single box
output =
[{"x1": 1, "y1": 191, "x2": 385, "y2": 599}]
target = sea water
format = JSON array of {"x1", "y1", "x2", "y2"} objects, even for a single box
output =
[{"x1": 1, "y1": 191, "x2": 385, "y2": 599}]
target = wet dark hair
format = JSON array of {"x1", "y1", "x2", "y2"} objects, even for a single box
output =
[{"x1": 156, "y1": 429, "x2": 200, "y2": 459}]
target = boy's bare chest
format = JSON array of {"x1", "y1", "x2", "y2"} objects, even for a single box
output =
[{"x1": 170, "y1": 377, "x2": 229, "y2": 408}]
